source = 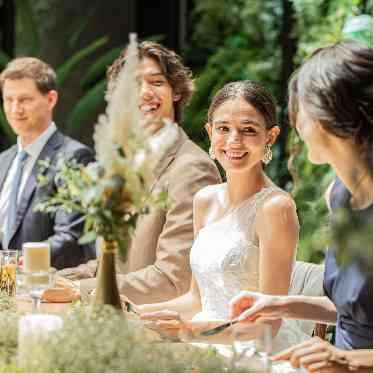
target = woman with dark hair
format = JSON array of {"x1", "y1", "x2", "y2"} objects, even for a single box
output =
[
  {"x1": 136, "y1": 80, "x2": 309, "y2": 358},
  {"x1": 230, "y1": 40, "x2": 373, "y2": 372}
]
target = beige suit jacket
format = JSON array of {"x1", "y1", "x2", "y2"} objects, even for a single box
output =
[
  {"x1": 116, "y1": 128, "x2": 221, "y2": 303},
  {"x1": 75, "y1": 128, "x2": 221, "y2": 304}
]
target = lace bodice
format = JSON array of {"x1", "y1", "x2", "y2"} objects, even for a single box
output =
[
  {"x1": 191, "y1": 186, "x2": 279, "y2": 320},
  {"x1": 189, "y1": 185, "x2": 309, "y2": 365}
]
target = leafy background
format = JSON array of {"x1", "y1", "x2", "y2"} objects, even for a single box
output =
[{"x1": 1, "y1": 0, "x2": 373, "y2": 263}]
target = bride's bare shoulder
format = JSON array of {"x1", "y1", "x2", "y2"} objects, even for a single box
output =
[
  {"x1": 194, "y1": 183, "x2": 226, "y2": 210},
  {"x1": 193, "y1": 183, "x2": 226, "y2": 231},
  {"x1": 258, "y1": 189, "x2": 298, "y2": 226}
]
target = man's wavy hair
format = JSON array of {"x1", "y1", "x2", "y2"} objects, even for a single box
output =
[{"x1": 107, "y1": 41, "x2": 194, "y2": 124}]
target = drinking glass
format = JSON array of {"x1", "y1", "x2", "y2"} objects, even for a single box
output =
[
  {"x1": 233, "y1": 323, "x2": 272, "y2": 372},
  {"x1": 0, "y1": 250, "x2": 18, "y2": 296},
  {"x1": 22, "y1": 242, "x2": 51, "y2": 272},
  {"x1": 24, "y1": 269, "x2": 56, "y2": 312}
]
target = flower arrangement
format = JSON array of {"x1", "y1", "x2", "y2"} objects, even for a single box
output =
[
  {"x1": 0, "y1": 294, "x2": 255, "y2": 373},
  {"x1": 37, "y1": 34, "x2": 168, "y2": 259},
  {"x1": 36, "y1": 33, "x2": 178, "y2": 307}
]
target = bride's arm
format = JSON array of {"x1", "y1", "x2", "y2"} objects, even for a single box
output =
[
  {"x1": 230, "y1": 190, "x2": 338, "y2": 324},
  {"x1": 136, "y1": 277, "x2": 201, "y2": 319},
  {"x1": 136, "y1": 187, "x2": 214, "y2": 318},
  {"x1": 254, "y1": 193, "x2": 300, "y2": 336}
]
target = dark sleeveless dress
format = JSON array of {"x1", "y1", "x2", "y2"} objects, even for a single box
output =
[{"x1": 324, "y1": 177, "x2": 373, "y2": 349}]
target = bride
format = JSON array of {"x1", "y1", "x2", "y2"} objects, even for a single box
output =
[{"x1": 135, "y1": 80, "x2": 308, "y2": 355}]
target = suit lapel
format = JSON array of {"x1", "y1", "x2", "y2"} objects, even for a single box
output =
[
  {"x1": 150, "y1": 127, "x2": 187, "y2": 192},
  {"x1": 0, "y1": 146, "x2": 17, "y2": 193},
  {"x1": 12, "y1": 131, "x2": 65, "y2": 236}
]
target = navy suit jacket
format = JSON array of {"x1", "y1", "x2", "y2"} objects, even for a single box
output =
[{"x1": 0, "y1": 130, "x2": 96, "y2": 269}]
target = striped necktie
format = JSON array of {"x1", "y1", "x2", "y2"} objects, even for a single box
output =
[{"x1": 2, "y1": 150, "x2": 29, "y2": 249}]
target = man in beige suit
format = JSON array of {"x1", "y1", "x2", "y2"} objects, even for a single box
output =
[{"x1": 59, "y1": 41, "x2": 221, "y2": 304}]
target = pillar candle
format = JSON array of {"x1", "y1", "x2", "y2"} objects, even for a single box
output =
[{"x1": 18, "y1": 314, "x2": 63, "y2": 368}]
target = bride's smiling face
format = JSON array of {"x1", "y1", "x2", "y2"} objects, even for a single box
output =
[{"x1": 206, "y1": 96, "x2": 278, "y2": 173}]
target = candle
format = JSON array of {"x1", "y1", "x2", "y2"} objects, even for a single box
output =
[
  {"x1": 23, "y1": 242, "x2": 51, "y2": 272},
  {"x1": 18, "y1": 314, "x2": 63, "y2": 368}
]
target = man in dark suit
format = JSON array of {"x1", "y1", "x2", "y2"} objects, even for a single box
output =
[{"x1": 0, "y1": 57, "x2": 95, "y2": 269}]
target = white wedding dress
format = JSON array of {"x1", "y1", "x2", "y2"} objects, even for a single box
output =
[{"x1": 190, "y1": 186, "x2": 309, "y2": 371}]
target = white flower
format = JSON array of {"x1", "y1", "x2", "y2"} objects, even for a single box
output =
[{"x1": 94, "y1": 33, "x2": 145, "y2": 176}]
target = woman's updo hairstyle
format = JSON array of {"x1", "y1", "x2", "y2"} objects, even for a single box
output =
[
  {"x1": 207, "y1": 80, "x2": 278, "y2": 129},
  {"x1": 289, "y1": 40, "x2": 373, "y2": 172}
]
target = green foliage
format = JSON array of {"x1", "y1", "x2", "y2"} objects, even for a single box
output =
[
  {"x1": 0, "y1": 304, "x2": 255, "y2": 372},
  {"x1": 80, "y1": 47, "x2": 122, "y2": 89},
  {"x1": 0, "y1": 50, "x2": 10, "y2": 70},
  {"x1": 184, "y1": 1, "x2": 282, "y2": 162},
  {"x1": 186, "y1": 0, "x2": 372, "y2": 263},
  {"x1": 0, "y1": 293, "x2": 17, "y2": 367},
  {"x1": 292, "y1": 0, "x2": 362, "y2": 60},
  {"x1": 65, "y1": 80, "x2": 107, "y2": 135},
  {"x1": 0, "y1": 110, "x2": 16, "y2": 144},
  {"x1": 0, "y1": 1, "x2": 121, "y2": 151},
  {"x1": 56, "y1": 36, "x2": 109, "y2": 87},
  {"x1": 15, "y1": 0, "x2": 41, "y2": 55},
  {"x1": 36, "y1": 152, "x2": 168, "y2": 258},
  {"x1": 288, "y1": 135, "x2": 334, "y2": 262},
  {"x1": 288, "y1": 0, "x2": 370, "y2": 262},
  {"x1": 36, "y1": 159, "x2": 133, "y2": 256}
]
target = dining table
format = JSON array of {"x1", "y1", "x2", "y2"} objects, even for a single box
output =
[
  {"x1": 16, "y1": 295, "x2": 72, "y2": 313},
  {"x1": 12, "y1": 290, "x2": 367, "y2": 373}
]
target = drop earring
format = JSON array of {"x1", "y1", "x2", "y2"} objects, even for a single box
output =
[{"x1": 263, "y1": 144, "x2": 272, "y2": 164}]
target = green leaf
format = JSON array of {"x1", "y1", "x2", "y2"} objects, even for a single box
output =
[
  {"x1": 65, "y1": 79, "x2": 106, "y2": 135},
  {"x1": 68, "y1": 3, "x2": 100, "y2": 48},
  {"x1": 0, "y1": 50, "x2": 10, "y2": 69},
  {"x1": 80, "y1": 47, "x2": 122, "y2": 89},
  {"x1": 0, "y1": 108, "x2": 16, "y2": 146},
  {"x1": 15, "y1": 0, "x2": 40, "y2": 55},
  {"x1": 56, "y1": 36, "x2": 108, "y2": 87},
  {"x1": 144, "y1": 34, "x2": 165, "y2": 43},
  {"x1": 78, "y1": 230, "x2": 97, "y2": 245}
]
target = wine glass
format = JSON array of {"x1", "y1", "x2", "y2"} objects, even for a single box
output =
[
  {"x1": 24, "y1": 268, "x2": 56, "y2": 312},
  {"x1": 233, "y1": 323, "x2": 272, "y2": 372}
]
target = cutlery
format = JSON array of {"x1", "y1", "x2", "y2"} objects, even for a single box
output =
[{"x1": 199, "y1": 319, "x2": 239, "y2": 337}]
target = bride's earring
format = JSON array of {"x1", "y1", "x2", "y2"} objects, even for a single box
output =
[
  {"x1": 209, "y1": 145, "x2": 216, "y2": 160},
  {"x1": 263, "y1": 144, "x2": 272, "y2": 164}
]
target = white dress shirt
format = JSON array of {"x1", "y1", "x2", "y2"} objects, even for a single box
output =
[{"x1": 0, "y1": 122, "x2": 57, "y2": 241}]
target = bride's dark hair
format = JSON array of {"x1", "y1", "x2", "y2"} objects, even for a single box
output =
[
  {"x1": 207, "y1": 80, "x2": 278, "y2": 129},
  {"x1": 288, "y1": 40, "x2": 373, "y2": 173}
]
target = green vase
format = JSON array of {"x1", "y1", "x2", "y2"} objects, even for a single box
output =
[{"x1": 94, "y1": 240, "x2": 122, "y2": 309}]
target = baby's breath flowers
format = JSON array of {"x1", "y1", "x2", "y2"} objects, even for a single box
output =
[{"x1": 0, "y1": 304, "x2": 256, "y2": 373}]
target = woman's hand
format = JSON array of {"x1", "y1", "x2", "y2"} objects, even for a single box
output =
[
  {"x1": 140, "y1": 310, "x2": 191, "y2": 341},
  {"x1": 42, "y1": 276, "x2": 81, "y2": 303},
  {"x1": 229, "y1": 291, "x2": 283, "y2": 323},
  {"x1": 272, "y1": 337, "x2": 348, "y2": 372},
  {"x1": 346, "y1": 349, "x2": 373, "y2": 371}
]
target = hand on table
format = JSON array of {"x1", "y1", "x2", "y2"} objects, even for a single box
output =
[
  {"x1": 42, "y1": 276, "x2": 81, "y2": 303},
  {"x1": 139, "y1": 310, "x2": 191, "y2": 341},
  {"x1": 272, "y1": 336, "x2": 348, "y2": 372},
  {"x1": 229, "y1": 290, "x2": 282, "y2": 323},
  {"x1": 139, "y1": 310, "x2": 235, "y2": 343}
]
